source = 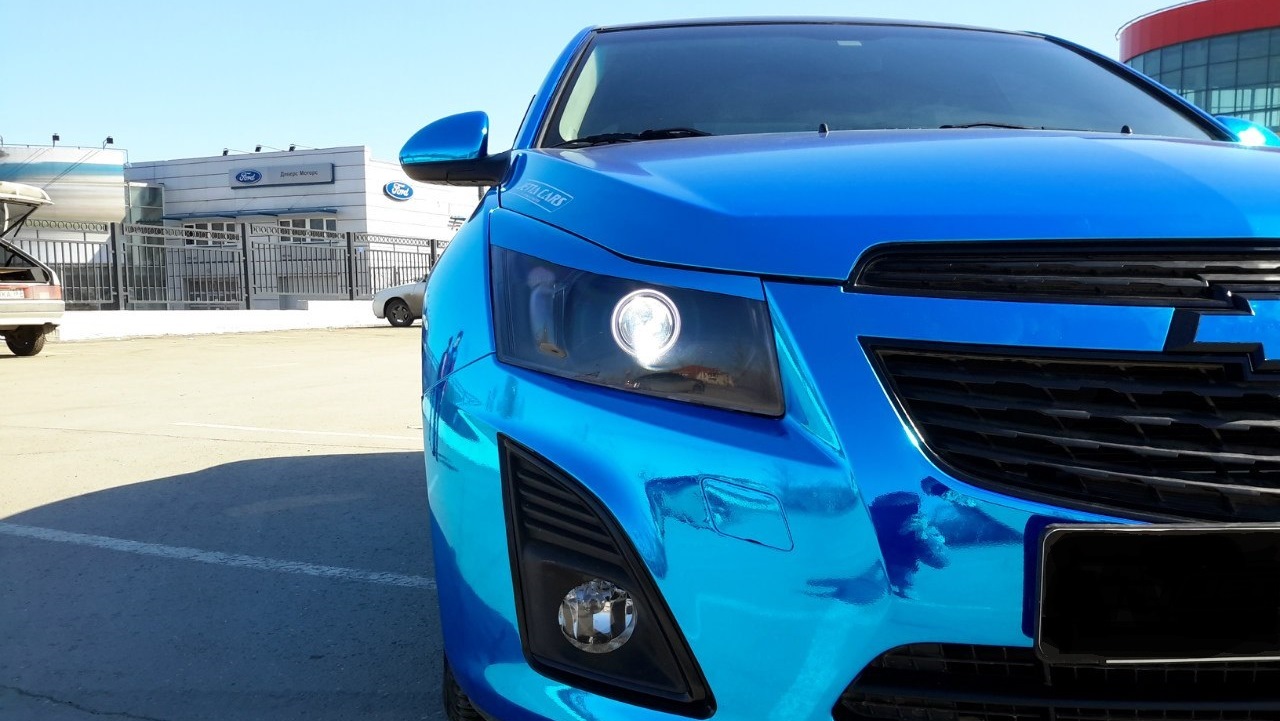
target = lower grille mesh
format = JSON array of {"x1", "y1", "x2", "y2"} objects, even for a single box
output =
[{"x1": 836, "y1": 644, "x2": 1280, "y2": 721}]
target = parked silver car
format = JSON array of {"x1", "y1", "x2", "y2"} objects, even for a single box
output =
[
  {"x1": 371, "y1": 274, "x2": 426, "y2": 327},
  {"x1": 1, "y1": 182, "x2": 62, "y2": 356}
]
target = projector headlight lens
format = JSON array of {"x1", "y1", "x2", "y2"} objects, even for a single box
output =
[
  {"x1": 612, "y1": 290, "x2": 680, "y2": 364},
  {"x1": 491, "y1": 246, "x2": 783, "y2": 416}
]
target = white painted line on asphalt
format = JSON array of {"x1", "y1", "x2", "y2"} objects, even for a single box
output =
[
  {"x1": 0, "y1": 522, "x2": 436, "y2": 590},
  {"x1": 173, "y1": 422, "x2": 420, "y2": 442}
]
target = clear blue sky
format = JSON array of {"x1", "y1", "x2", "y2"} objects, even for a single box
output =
[{"x1": 7, "y1": 0, "x2": 1173, "y2": 163}]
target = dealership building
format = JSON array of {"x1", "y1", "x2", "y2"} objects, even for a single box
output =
[
  {"x1": 124, "y1": 146, "x2": 478, "y2": 240},
  {"x1": 0, "y1": 143, "x2": 477, "y2": 237},
  {"x1": 1121, "y1": 0, "x2": 1280, "y2": 130},
  {"x1": 0, "y1": 143, "x2": 478, "y2": 309}
]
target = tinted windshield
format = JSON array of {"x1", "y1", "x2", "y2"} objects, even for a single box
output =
[{"x1": 542, "y1": 23, "x2": 1215, "y2": 145}]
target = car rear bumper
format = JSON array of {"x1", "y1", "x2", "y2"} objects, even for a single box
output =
[{"x1": 0, "y1": 299, "x2": 64, "y2": 329}]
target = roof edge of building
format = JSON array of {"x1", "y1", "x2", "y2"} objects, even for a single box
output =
[{"x1": 1119, "y1": 0, "x2": 1280, "y2": 61}]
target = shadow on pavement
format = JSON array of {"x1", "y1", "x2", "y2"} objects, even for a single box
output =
[{"x1": 0, "y1": 452, "x2": 444, "y2": 721}]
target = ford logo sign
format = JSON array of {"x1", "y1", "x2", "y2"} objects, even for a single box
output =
[
  {"x1": 236, "y1": 170, "x2": 263, "y2": 184},
  {"x1": 384, "y1": 181, "x2": 414, "y2": 201}
]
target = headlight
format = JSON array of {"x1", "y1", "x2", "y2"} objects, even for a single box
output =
[{"x1": 491, "y1": 246, "x2": 783, "y2": 416}]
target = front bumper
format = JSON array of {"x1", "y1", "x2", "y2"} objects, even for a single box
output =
[{"x1": 424, "y1": 316, "x2": 1128, "y2": 721}]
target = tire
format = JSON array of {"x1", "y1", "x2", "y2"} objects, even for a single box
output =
[
  {"x1": 443, "y1": 656, "x2": 484, "y2": 721},
  {"x1": 5, "y1": 327, "x2": 46, "y2": 357},
  {"x1": 385, "y1": 298, "x2": 414, "y2": 328}
]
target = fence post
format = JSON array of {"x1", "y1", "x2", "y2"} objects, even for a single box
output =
[
  {"x1": 345, "y1": 231, "x2": 356, "y2": 300},
  {"x1": 240, "y1": 223, "x2": 253, "y2": 310},
  {"x1": 430, "y1": 238, "x2": 439, "y2": 270},
  {"x1": 109, "y1": 223, "x2": 127, "y2": 310}
]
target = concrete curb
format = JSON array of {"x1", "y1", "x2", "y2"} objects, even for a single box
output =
[{"x1": 54, "y1": 301, "x2": 393, "y2": 341}]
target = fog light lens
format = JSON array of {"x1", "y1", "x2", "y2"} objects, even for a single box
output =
[
  {"x1": 558, "y1": 579, "x2": 636, "y2": 653},
  {"x1": 611, "y1": 289, "x2": 680, "y2": 364}
]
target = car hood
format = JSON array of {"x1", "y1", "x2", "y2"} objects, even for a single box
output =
[{"x1": 499, "y1": 130, "x2": 1280, "y2": 281}]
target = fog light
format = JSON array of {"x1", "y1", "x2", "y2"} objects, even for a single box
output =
[
  {"x1": 611, "y1": 289, "x2": 680, "y2": 364},
  {"x1": 558, "y1": 579, "x2": 636, "y2": 653}
]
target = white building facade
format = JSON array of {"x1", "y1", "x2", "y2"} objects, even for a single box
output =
[{"x1": 125, "y1": 146, "x2": 478, "y2": 238}]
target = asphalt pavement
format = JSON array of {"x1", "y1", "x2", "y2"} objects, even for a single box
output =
[{"x1": 0, "y1": 328, "x2": 444, "y2": 721}]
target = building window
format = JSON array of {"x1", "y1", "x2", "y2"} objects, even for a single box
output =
[
  {"x1": 277, "y1": 217, "x2": 337, "y2": 243},
  {"x1": 183, "y1": 221, "x2": 238, "y2": 247},
  {"x1": 1128, "y1": 28, "x2": 1280, "y2": 133},
  {"x1": 128, "y1": 185, "x2": 164, "y2": 225}
]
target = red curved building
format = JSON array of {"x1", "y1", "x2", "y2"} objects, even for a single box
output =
[{"x1": 1119, "y1": 0, "x2": 1280, "y2": 129}]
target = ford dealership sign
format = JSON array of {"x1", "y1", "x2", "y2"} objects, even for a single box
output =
[
  {"x1": 229, "y1": 163, "x2": 334, "y2": 188},
  {"x1": 384, "y1": 181, "x2": 414, "y2": 201}
]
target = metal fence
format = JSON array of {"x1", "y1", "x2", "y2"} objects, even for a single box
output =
[{"x1": 11, "y1": 220, "x2": 449, "y2": 310}]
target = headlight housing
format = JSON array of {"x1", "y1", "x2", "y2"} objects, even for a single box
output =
[{"x1": 491, "y1": 246, "x2": 784, "y2": 416}]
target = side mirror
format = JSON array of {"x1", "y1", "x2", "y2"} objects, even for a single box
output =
[
  {"x1": 1216, "y1": 116, "x2": 1280, "y2": 147},
  {"x1": 400, "y1": 111, "x2": 510, "y2": 186}
]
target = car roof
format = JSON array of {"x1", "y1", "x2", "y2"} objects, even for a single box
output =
[{"x1": 595, "y1": 17, "x2": 1038, "y2": 39}]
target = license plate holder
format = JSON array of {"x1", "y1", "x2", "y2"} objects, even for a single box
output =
[{"x1": 1037, "y1": 524, "x2": 1280, "y2": 664}]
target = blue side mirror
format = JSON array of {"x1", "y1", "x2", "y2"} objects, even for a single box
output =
[
  {"x1": 400, "y1": 111, "x2": 509, "y2": 186},
  {"x1": 1216, "y1": 116, "x2": 1280, "y2": 148}
]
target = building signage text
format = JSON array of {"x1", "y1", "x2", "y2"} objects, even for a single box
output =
[{"x1": 230, "y1": 163, "x2": 335, "y2": 188}]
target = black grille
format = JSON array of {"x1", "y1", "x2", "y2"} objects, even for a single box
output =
[
  {"x1": 836, "y1": 643, "x2": 1280, "y2": 721},
  {"x1": 505, "y1": 444, "x2": 625, "y2": 566},
  {"x1": 851, "y1": 243, "x2": 1280, "y2": 308},
  {"x1": 872, "y1": 345, "x2": 1280, "y2": 521}
]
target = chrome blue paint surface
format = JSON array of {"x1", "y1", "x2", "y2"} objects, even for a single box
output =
[
  {"x1": 416, "y1": 19, "x2": 1280, "y2": 721},
  {"x1": 701, "y1": 478, "x2": 793, "y2": 552},
  {"x1": 401, "y1": 110, "x2": 491, "y2": 166},
  {"x1": 500, "y1": 131, "x2": 1280, "y2": 281},
  {"x1": 1217, "y1": 115, "x2": 1280, "y2": 147},
  {"x1": 511, "y1": 26, "x2": 595, "y2": 151}
]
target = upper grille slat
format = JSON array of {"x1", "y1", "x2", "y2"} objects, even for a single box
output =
[
  {"x1": 851, "y1": 244, "x2": 1280, "y2": 307},
  {"x1": 899, "y1": 384, "x2": 1280, "y2": 430},
  {"x1": 885, "y1": 356, "x2": 1260, "y2": 399},
  {"x1": 920, "y1": 407, "x2": 1280, "y2": 467},
  {"x1": 873, "y1": 345, "x2": 1280, "y2": 520}
]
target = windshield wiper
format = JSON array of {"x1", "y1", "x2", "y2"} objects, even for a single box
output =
[
  {"x1": 555, "y1": 127, "x2": 711, "y2": 148},
  {"x1": 939, "y1": 122, "x2": 1044, "y2": 130}
]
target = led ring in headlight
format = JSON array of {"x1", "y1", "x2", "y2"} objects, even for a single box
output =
[{"x1": 611, "y1": 289, "x2": 681, "y2": 363}]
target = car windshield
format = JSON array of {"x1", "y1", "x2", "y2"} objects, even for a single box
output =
[{"x1": 542, "y1": 23, "x2": 1215, "y2": 146}]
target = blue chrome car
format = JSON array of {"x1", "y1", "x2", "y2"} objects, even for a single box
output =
[{"x1": 404, "y1": 18, "x2": 1280, "y2": 721}]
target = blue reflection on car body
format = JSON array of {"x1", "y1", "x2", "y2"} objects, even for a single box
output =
[{"x1": 409, "y1": 17, "x2": 1280, "y2": 721}]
